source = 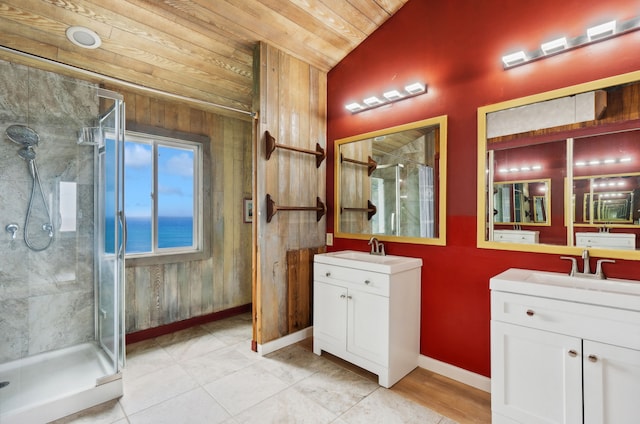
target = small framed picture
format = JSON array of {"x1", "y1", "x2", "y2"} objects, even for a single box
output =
[{"x1": 243, "y1": 198, "x2": 253, "y2": 223}]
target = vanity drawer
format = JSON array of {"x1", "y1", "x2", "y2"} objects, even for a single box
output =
[
  {"x1": 494, "y1": 230, "x2": 539, "y2": 244},
  {"x1": 492, "y1": 291, "x2": 640, "y2": 350},
  {"x1": 314, "y1": 263, "x2": 390, "y2": 296}
]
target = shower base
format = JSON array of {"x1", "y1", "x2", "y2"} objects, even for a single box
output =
[{"x1": 0, "y1": 342, "x2": 122, "y2": 424}]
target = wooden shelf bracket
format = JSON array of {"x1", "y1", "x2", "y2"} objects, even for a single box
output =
[
  {"x1": 340, "y1": 153, "x2": 377, "y2": 176},
  {"x1": 340, "y1": 200, "x2": 377, "y2": 221},
  {"x1": 265, "y1": 130, "x2": 325, "y2": 168},
  {"x1": 266, "y1": 193, "x2": 326, "y2": 223}
]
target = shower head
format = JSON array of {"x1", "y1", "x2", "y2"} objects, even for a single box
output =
[
  {"x1": 6, "y1": 124, "x2": 39, "y2": 147},
  {"x1": 18, "y1": 147, "x2": 36, "y2": 161}
]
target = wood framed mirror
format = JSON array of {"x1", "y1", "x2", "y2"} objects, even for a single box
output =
[
  {"x1": 335, "y1": 116, "x2": 447, "y2": 245},
  {"x1": 477, "y1": 71, "x2": 640, "y2": 260}
]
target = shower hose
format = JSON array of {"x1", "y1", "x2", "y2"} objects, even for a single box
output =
[{"x1": 24, "y1": 158, "x2": 54, "y2": 251}]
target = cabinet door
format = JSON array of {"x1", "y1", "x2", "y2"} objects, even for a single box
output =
[
  {"x1": 583, "y1": 341, "x2": 640, "y2": 424},
  {"x1": 491, "y1": 321, "x2": 582, "y2": 424},
  {"x1": 347, "y1": 289, "x2": 389, "y2": 366},
  {"x1": 314, "y1": 281, "x2": 347, "y2": 347}
]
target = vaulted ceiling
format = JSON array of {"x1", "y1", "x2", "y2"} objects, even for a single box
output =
[{"x1": 0, "y1": 0, "x2": 407, "y2": 119}]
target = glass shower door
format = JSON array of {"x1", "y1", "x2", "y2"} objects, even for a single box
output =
[{"x1": 96, "y1": 89, "x2": 125, "y2": 373}]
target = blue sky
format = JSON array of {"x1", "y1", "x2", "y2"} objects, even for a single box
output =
[{"x1": 124, "y1": 141, "x2": 194, "y2": 218}]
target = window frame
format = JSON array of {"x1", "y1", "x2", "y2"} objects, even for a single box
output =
[{"x1": 123, "y1": 124, "x2": 211, "y2": 267}]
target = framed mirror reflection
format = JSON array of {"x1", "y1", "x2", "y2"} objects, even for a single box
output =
[
  {"x1": 478, "y1": 71, "x2": 640, "y2": 260},
  {"x1": 335, "y1": 116, "x2": 447, "y2": 245},
  {"x1": 493, "y1": 179, "x2": 551, "y2": 226}
]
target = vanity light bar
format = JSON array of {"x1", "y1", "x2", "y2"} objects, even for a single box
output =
[
  {"x1": 575, "y1": 157, "x2": 632, "y2": 166},
  {"x1": 345, "y1": 82, "x2": 427, "y2": 113},
  {"x1": 498, "y1": 164, "x2": 542, "y2": 173},
  {"x1": 502, "y1": 15, "x2": 640, "y2": 69},
  {"x1": 591, "y1": 180, "x2": 626, "y2": 188}
]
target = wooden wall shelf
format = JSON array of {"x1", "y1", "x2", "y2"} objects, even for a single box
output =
[
  {"x1": 265, "y1": 130, "x2": 325, "y2": 168},
  {"x1": 266, "y1": 194, "x2": 326, "y2": 223},
  {"x1": 340, "y1": 153, "x2": 377, "y2": 176},
  {"x1": 340, "y1": 200, "x2": 377, "y2": 221}
]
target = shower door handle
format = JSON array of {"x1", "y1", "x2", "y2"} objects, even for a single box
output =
[{"x1": 118, "y1": 210, "x2": 127, "y2": 257}]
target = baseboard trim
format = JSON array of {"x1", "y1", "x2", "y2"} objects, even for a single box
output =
[
  {"x1": 418, "y1": 354, "x2": 491, "y2": 393},
  {"x1": 257, "y1": 327, "x2": 313, "y2": 356},
  {"x1": 126, "y1": 303, "x2": 252, "y2": 345},
  {"x1": 256, "y1": 328, "x2": 491, "y2": 393}
]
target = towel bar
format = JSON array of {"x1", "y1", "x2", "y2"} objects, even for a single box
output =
[
  {"x1": 266, "y1": 194, "x2": 326, "y2": 223},
  {"x1": 340, "y1": 153, "x2": 377, "y2": 176},
  {"x1": 265, "y1": 131, "x2": 325, "y2": 168},
  {"x1": 340, "y1": 200, "x2": 377, "y2": 221}
]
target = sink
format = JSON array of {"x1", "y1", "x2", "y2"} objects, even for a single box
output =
[
  {"x1": 315, "y1": 250, "x2": 422, "y2": 274},
  {"x1": 491, "y1": 268, "x2": 640, "y2": 311}
]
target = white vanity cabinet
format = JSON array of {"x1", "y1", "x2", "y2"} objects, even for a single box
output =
[
  {"x1": 490, "y1": 269, "x2": 640, "y2": 424},
  {"x1": 575, "y1": 232, "x2": 636, "y2": 250},
  {"x1": 313, "y1": 251, "x2": 422, "y2": 388}
]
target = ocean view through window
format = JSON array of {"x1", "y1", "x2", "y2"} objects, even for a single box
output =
[{"x1": 106, "y1": 131, "x2": 202, "y2": 257}]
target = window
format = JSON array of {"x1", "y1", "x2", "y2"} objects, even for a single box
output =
[{"x1": 123, "y1": 131, "x2": 203, "y2": 257}]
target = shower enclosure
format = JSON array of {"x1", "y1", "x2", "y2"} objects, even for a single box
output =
[
  {"x1": 0, "y1": 60, "x2": 125, "y2": 423},
  {"x1": 371, "y1": 163, "x2": 435, "y2": 238}
]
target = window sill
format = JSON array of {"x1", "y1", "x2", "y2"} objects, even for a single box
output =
[{"x1": 125, "y1": 249, "x2": 209, "y2": 267}]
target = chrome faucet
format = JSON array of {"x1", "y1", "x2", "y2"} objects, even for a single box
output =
[
  {"x1": 560, "y1": 256, "x2": 578, "y2": 276},
  {"x1": 368, "y1": 236, "x2": 386, "y2": 256},
  {"x1": 561, "y1": 250, "x2": 615, "y2": 279}
]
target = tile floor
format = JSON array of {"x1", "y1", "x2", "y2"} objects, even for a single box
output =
[{"x1": 52, "y1": 313, "x2": 458, "y2": 424}]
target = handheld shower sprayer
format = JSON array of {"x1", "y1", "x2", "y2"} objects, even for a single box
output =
[{"x1": 5, "y1": 124, "x2": 54, "y2": 251}]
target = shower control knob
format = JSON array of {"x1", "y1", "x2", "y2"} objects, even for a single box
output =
[{"x1": 6, "y1": 223, "x2": 19, "y2": 239}]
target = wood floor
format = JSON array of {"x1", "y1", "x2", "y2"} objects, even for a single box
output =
[
  {"x1": 393, "y1": 367, "x2": 491, "y2": 424},
  {"x1": 298, "y1": 338, "x2": 491, "y2": 424}
]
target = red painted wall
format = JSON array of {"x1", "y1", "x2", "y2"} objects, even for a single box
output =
[{"x1": 326, "y1": 0, "x2": 640, "y2": 377}]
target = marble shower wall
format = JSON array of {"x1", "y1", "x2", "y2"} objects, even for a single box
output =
[{"x1": 0, "y1": 59, "x2": 99, "y2": 363}]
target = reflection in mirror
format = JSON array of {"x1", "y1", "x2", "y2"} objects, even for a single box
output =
[
  {"x1": 493, "y1": 180, "x2": 550, "y2": 226},
  {"x1": 336, "y1": 116, "x2": 447, "y2": 245},
  {"x1": 584, "y1": 191, "x2": 633, "y2": 222},
  {"x1": 572, "y1": 130, "x2": 640, "y2": 231},
  {"x1": 533, "y1": 196, "x2": 546, "y2": 223},
  {"x1": 576, "y1": 175, "x2": 638, "y2": 224},
  {"x1": 477, "y1": 71, "x2": 640, "y2": 259}
]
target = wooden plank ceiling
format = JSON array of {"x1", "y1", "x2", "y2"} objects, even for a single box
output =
[{"x1": 0, "y1": 0, "x2": 407, "y2": 119}]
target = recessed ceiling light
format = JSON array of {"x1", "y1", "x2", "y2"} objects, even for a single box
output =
[{"x1": 66, "y1": 26, "x2": 102, "y2": 49}]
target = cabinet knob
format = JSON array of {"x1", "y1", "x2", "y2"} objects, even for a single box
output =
[
  {"x1": 347, "y1": 295, "x2": 353, "y2": 300},
  {"x1": 340, "y1": 294, "x2": 346, "y2": 299},
  {"x1": 588, "y1": 354, "x2": 598, "y2": 363},
  {"x1": 364, "y1": 280, "x2": 371, "y2": 285},
  {"x1": 526, "y1": 309, "x2": 535, "y2": 317},
  {"x1": 325, "y1": 272, "x2": 331, "y2": 277},
  {"x1": 568, "y1": 350, "x2": 578, "y2": 357}
]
